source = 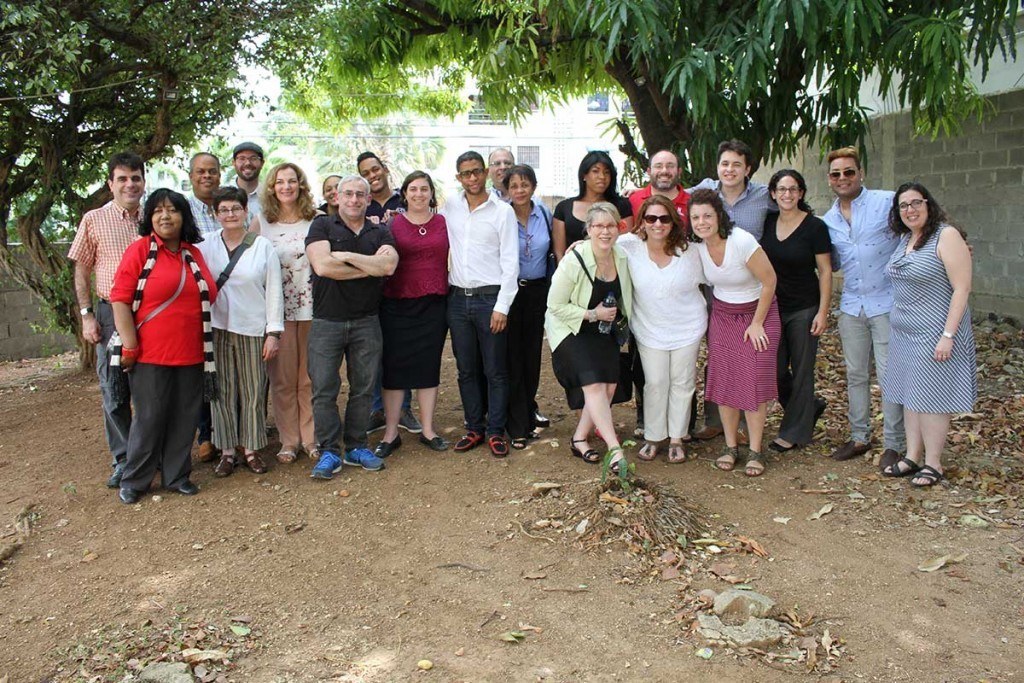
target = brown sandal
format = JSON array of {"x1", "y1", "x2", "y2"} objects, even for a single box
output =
[
  {"x1": 244, "y1": 452, "x2": 267, "y2": 474},
  {"x1": 638, "y1": 442, "x2": 658, "y2": 461},
  {"x1": 744, "y1": 450, "x2": 766, "y2": 477},
  {"x1": 214, "y1": 454, "x2": 235, "y2": 477},
  {"x1": 667, "y1": 444, "x2": 688, "y2": 463},
  {"x1": 716, "y1": 445, "x2": 738, "y2": 471}
]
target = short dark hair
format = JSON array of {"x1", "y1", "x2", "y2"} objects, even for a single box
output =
[
  {"x1": 139, "y1": 189, "x2": 203, "y2": 244},
  {"x1": 399, "y1": 170, "x2": 438, "y2": 209},
  {"x1": 107, "y1": 152, "x2": 145, "y2": 181},
  {"x1": 767, "y1": 169, "x2": 814, "y2": 215},
  {"x1": 502, "y1": 164, "x2": 537, "y2": 191},
  {"x1": 456, "y1": 150, "x2": 485, "y2": 170},
  {"x1": 356, "y1": 152, "x2": 385, "y2": 169},
  {"x1": 212, "y1": 185, "x2": 248, "y2": 211},
  {"x1": 687, "y1": 189, "x2": 734, "y2": 241},
  {"x1": 575, "y1": 150, "x2": 622, "y2": 204},
  {"x1": 717, "y1": 139, "x2": 754, "y2": 167},
  {"x1": 189, "y1": 152, "x2": 220, "y2": 173}
]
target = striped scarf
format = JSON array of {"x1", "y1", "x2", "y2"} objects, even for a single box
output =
[{"x1": 109, "y1": 237, "x2": 219, "y2": 401}]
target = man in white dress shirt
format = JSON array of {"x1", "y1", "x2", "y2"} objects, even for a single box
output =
[{"x1": 442, "y1": 151, "x2": 519, "y2": 457}]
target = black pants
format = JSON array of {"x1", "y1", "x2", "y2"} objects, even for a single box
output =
[
  {"x1": 776, "y1": 305, "x2": 826, "y2": 445},
  {"x1": 121, "y1": 363, "x2": 202, "y2": 492},
  {"x1": 506, "y1": 281, "x2": 547, "y2": 439}
]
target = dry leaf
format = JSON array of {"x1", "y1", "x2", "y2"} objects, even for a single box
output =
[
  {"x1": 661, "y1": 566, "x2": 681, "y2": 581},
  {"x1": 736, "y1": 535, "x2": 770, "y2": 558},
  {"x1": 518, "y1": 623, "x2": 544, "y2": 633},
  {"x1": 599, "y1": 492, "x2": 629, "y2": 505},
  {"x1": 772, "y1": 516, "x2": 791, "y2": 524},
  {"x1": 808, "y1": 503, "x2": 834, "y2": 520},
  {"x1": 498, "y1": 630, "x2": 525, "y2": 643}
]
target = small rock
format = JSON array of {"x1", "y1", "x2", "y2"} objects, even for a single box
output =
[
  {"x1": 697, "y1": 614, "x2": 786, "y2": 649},
  {"x1": 957, "y1": 514, "x2": 989, "y2": 528},
  {"x1": 152, "y1": 495, "x2": 163, "y2": 503},
  {"x1": 454, "y1": 647, "x2": 464, "y2": 656},
  {"x1": 532, "y1": 482, "x2": 562, "y2": 497},
  {"x1": 713, "y1": 588, "x2": 776, "y2": 624},
  {"x1": 696, "y1": 589, "x2": 718, "y2": 606},
  {"x1": 417, "y1": 659, "x2": 433, "y2": 670},
  {"x1": 535, "y1": 666, "x2": 555, "y2": 679},
  {"x1": 339, "y1": 489, "x2": 350, "y2": 497},
  {"x1": 138, "y1": 662, "x2": 193, "y2": 683}
]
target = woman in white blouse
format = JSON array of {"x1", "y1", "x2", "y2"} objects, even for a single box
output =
[
  {"x1": 690, "y1": 189, "x2": 779, "y2": 477},
  {"x1": 198, "y1": 187, "x2": 284, "y2": 476},
  {"x1": 259, "y1": 163, "x2": 320, "y2": 464},
  {"x1": 618, "y1": 195, "x2": 706, "y2": 463}
]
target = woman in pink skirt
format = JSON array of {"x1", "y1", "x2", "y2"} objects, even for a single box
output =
[{"x1": 690, "y1": 189, "x2": 780, "y2": 476}]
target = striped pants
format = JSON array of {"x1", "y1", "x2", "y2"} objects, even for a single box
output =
[{"x1": 211, "y1": 329, "x2": 268, "y2": 452}]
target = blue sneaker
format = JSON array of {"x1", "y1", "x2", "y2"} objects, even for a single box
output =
[
  {"x1": 343, "y1": 447, "x2": 385, "y2": 472},
  {"x1": 310, "y1": 451, "x2": 343, "y2": 480}
]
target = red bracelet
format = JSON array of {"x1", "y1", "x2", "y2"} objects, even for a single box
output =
[{"x1": 122, "y1": 346, "x2": 139, "y2": 359}]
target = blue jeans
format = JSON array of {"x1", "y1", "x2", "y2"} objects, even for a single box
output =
[
  {"x1": 447, "y1": 291, "x2": 509, "y2": 435},
  {"x1": 837, "y1": 311, "x2": 905, "y2": 451},
  {"x1": 307, "y1": 316, "x2": 382, "y2": 453}
]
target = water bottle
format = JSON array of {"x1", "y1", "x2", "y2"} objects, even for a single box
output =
[{"x1": 598, "y1": 291, "x2": 616, "y2": 334}]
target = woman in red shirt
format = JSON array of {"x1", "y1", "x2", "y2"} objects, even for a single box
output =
[
  {"x1": 110, "y1": 189, "x2": 218, "y2": 504},
  {"x1": 373, "y1": 171, "x2": 450, "y2": 457}
]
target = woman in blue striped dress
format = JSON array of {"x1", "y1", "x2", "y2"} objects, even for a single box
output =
[{"x1": 881, "y1": 183, "x2": 975, "y2": 487}]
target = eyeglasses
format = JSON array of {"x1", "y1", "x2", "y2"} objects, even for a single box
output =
[
  {"x1": 898, "y1": 198, "x2": 927, "y2": 212},
  {"x1": 235, "y1": 155, "x2": 262, "y2": 164},
  {"x1": 774, "y1": 187, "x2": 802, "y2": 195},
  {"x1": 457, "y1": 168, "x2": 486, "y2": 179},
  {"x1": 490, "y1": 160, "x2": 513, "y2": 167},
  {"x1": 216, "y1": 206, "x2": 245, "y2": 216},
  {"x1": 590, "y1": 224, "x2": 618, "y2": 233},
  {"x1": 340, "y1": 190, "x2": 368, "y2": 199},
  {"x1": 642, "y1": 214, "x2": 672, "y2": 225},
  {"x1": 828, "y1": 168, "x2": 858, "y2": 179}
]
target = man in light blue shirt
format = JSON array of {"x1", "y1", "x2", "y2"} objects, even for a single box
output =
[{"x1": 822, "y1": 147, "x2": 904, "y2": 469}]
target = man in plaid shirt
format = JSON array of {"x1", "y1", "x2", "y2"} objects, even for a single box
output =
[{"x1": 68, "y1": 152, "x2": 145, "y2": 488}]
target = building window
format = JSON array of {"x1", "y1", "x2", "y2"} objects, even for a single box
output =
[
  {"x1": 517, "y1": 145, "x2": 540, "y2": 169},
  {"x1": 468, "y1": 95, "x2": 508, "y2": 125},
  {"x1": 587, "y1": 93, "x2": 609, "y2": 113}
]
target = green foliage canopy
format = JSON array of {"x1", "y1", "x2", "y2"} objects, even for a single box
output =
[{"x1": 279, "y1": 0, "x2": 1019, "y2": 180}]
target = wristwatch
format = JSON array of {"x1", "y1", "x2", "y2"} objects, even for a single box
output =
[
  {"x1": 588, "y1": 309, "x2": 597, "y2": 323},
  {"x1": 80, "y1": 306, "x2": 93, "y2": 316},
  {"x1": 941, "y1": 330, "x2": 954, "y2": 339}
]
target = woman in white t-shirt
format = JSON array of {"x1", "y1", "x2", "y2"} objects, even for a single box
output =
[
  {"x1": 617, "y1": 195, "x2": 706, "y2": 463},
  {"x1": 690, "y1": 189, "x2": 780, "y2": 477}
]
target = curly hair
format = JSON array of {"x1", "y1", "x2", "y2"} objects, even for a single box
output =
[
  {"x1": 687, "y1": 189, "x2": 734, "y2": 242},
  {"x1": 261, "y1": 162, "x2": 317, "y2": 223},
  {"x1": 636, "y1": 194, "x2": 688, "y2": 255},
  {"x1": 140, "y1": 189, "x2": 202, "y2": 244},
  {"x1": 767, "y1": 169, "x2": 814, "y2": 214},
  {"x1": 888, "y1": 182, "x2": 964, "y2": 250}
]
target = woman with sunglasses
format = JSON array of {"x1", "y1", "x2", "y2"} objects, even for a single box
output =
[
  {"x1": 760, "y1": 170, "x2": 832, "y2": 453},
  {"x1": 690, "y1": 189, "x2": 780, "y2": 477},
  {"x1": 881, "y1": 183, "x2": 975, "y2": 487},
  {"x1": 617, "y1": 195, "x2": 706, "y2": 463}
]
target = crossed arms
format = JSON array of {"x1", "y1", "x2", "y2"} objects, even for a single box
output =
[{"x1": 306, "y1": 241, "x2": 398, "y2": 280}]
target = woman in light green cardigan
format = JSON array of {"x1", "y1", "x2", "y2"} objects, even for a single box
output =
[{"x1": 545, "y1": 202, "x2": 634, "y2": 470}]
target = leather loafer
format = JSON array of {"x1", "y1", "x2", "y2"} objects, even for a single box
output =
[
  {"x1": 419, "y1": 435, "x2": 449, "y2": 451},
  {"x1": 831, "y1": 440, "x2": 870, "y2": 461},
  {"x1": 373, "y1": 434, "x2": 402, "y2": 459},
  {"x1": 118, "y1": 487, "x2": 141, "y2": 505},
  {"x1": 106, "y1": 462, "x2": 126, "y2": 489},
  {"x1": 167, "y1": 480, "x2": 200, "y2": 496}
]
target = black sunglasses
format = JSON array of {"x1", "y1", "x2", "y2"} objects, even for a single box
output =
[
  {"x1": 828, "y1": 168, "x2": 858, "y2": 179},
  {"x1": 642, "y1": 214, "x2": 673, "y2": 225}
]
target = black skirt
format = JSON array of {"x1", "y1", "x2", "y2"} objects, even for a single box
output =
[
  {"x1": 381, "y1": 295, "x2": 448, "y2": 389},
  {"x1": 551, "y1": 277, "x2": 623, "y2": 410}
]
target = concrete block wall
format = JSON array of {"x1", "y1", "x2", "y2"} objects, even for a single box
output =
[
  {"x1": 755, "y1": 89, "x2": 1024, "y2": 319},
  {"x1": 0, "y1": 249, "x2": 76, "y2": 361}
]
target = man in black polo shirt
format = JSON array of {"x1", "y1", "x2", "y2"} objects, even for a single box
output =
[{"x1": 305, "y1": 175, "x2": 399, "y2": 479}]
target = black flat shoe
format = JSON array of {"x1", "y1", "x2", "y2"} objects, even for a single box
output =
[
  {"x1": 118, "y1": 487, "x2": 141, "y2": 505},
  {"x1": 418, "y1": 434, "x2": 449, "y2": 451},
  {"x1": 533, "y1": 410, "x2": 550, "y2": 428},
  {"x1": 107, "y1": 462, "x2": 126, "y2": 489},
  {"x1": 769, "y1": 440, "x2": 799, "y2": 453},
  {"x1": 167, "y1": 481, "x2": 199, "y2": 495},
  {"x1": 374, "y1": 434, "x2": 402, "y2": 458}
]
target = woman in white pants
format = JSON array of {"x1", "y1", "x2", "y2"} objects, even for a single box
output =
[{"x1": 617, "y1": 194, "x2": 706, "y2": 463}]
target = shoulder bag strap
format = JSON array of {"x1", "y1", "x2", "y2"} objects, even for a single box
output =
[
  {"x1": 216, "y1": 231, "x2": 257, "y2": 289},
  {"x1": 571, "y1": 247, "x2": 594, "y2": 285},
  {"x1": 138, "y1": 256, "x2": 187, "y2": 328}
]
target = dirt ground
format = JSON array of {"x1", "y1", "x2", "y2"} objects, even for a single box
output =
[{"x1": 1, "y1": 325, "x2": 1023, "y2": 683}]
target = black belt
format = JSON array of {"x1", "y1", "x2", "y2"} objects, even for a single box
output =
[
  {"x1": 450, "y1": 285, "x2": 500, "y2": 297},
  {"x1": 97, "y1": 298, "x2": 111, "y2": 305},
  {"x1": 517, "y1": 278, "x2": 547, "y2": 287}
]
